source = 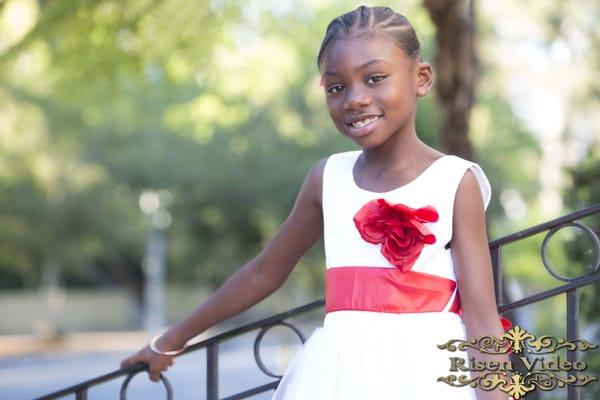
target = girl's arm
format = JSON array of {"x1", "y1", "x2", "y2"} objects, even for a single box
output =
[
  {"x1": 121, "y1": 158, "x2": 327, "y2": 381},
  {"x1": 452, "y1": 169, "x2": 510, "y2": 400}
]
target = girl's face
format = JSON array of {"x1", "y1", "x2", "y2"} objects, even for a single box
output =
[{"x1": 319, "y1": 36, "x2": 432, "y2": 147}]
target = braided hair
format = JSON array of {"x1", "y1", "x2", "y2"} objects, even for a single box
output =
[{"x1": 316, "y1": 6, "x2": 421, "y2": 69}]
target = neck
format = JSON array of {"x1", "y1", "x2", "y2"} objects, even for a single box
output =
[{"x1": 361, "y1": 123, "x2": 429, "y2": 169}]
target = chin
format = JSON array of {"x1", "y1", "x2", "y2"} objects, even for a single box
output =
[{"x1": 347, "y1": 135, "x2": 381, "y2": 149}]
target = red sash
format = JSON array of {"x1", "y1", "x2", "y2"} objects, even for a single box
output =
[
  {"x1": 326, "y1": 266, "x2": 459, "y2": 314},
  {"x1": 325, "y1": 266, "x2": 511, "y2": 330}
]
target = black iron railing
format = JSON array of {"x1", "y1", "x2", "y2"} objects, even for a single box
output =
[
  {"x1": 491, "y1": 204, "x2": 600, "y2": 400},
  {"x1": 34, "y1": 204, "x2": 600, "y2": 400}
]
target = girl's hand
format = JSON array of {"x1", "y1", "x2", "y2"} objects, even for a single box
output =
[{"x1": 120, "y1": 344, "x2": 176, "y2": 382}]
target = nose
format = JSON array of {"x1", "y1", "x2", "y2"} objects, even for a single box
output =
[{"x1": 343, "y1": 86, "x2": 372, "y2": 111}]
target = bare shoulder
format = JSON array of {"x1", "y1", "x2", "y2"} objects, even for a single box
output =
[
  {"x1": 421, "y1": 144, "x2": 446, "y2": 157},
  {"x1": 421, "y1": 146, "x2": 447, "y2": 164}
]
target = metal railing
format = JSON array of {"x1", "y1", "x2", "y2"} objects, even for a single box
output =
[{"x1": 34, "y1": 204, "x2": 600, "y2": 400}]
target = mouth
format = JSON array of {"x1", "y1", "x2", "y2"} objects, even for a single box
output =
[{"x1": 346, "y1": 115, "x2": 382, "y2": 137}]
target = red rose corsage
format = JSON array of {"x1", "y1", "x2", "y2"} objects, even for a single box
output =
[{"x1": 353, "y1": 199, "x2": 439, "y2": 272}]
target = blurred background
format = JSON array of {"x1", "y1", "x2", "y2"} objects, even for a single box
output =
[{"x1": 0, "y1": 0, "x2": 598, "y2": 399}]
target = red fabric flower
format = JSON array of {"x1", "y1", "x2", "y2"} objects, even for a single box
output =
[{"x1": 353, "y1": 199, "x2": 439, "y2": 272}]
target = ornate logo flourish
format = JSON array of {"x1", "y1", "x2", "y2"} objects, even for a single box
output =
[{"x1": 437, "y1": 325, "x2": 598, "y2": 399}]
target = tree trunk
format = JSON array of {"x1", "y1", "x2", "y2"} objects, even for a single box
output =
[{"x1": 423, "y1": 0, "x2": 477, "y2": 159}]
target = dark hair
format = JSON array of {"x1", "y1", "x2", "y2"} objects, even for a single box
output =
[{"x1": 316, "y1": 5, "x2": 421, "y2": 68}]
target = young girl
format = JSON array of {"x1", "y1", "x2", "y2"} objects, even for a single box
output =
[{"x1": 121, "y1": 6, "x2": 512, "y2": 400}]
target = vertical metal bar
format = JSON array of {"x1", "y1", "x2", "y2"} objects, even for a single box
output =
[
  {"x1": 490, "y1": 245, "x2": 503, "y2": 306},
  {"x1": 75, "y1": 388, "x2": 88, "y2": 400},
  {"x1": 207, "y1": 342, "x2": 219, "y2": 400},
  {"x1": 566, "y1": 289, "x2": 580, "y2": 400}
]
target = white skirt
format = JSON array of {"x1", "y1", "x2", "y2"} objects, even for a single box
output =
[{"x1": 271, "y1": 310, "x2": 481, "y2": 400}]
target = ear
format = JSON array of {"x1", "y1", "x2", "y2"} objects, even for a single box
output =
[{"x1": 415, "y1": 61, "x2": 433, "y2": 97}]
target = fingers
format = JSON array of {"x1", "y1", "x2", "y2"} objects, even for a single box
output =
[
  {"x1": 120, "y1": 354, "x2": 140, "y2": 369},
  {"x1": 148, "y1": 359, "x2": 174, "y2": 382},
  {"x1": 148, "y1": 368, "x2": 162, "y2": 382},
  {"x1": 120, "y1": 348, "x2": 175, "y2": 383},
  {"x1": 120, "y1": 346, "x2": 150, "y2": 370}
]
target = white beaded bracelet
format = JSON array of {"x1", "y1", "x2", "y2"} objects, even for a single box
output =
[{"x1": 150, "y1": 335, "x2": 187, "y2": 356}]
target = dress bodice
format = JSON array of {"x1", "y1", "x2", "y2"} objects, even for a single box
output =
[{"x1": 321, "y1": 150, "x2": 491, "y2": 282}]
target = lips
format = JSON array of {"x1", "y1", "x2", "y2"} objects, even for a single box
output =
[
  {"x1": 346, "y1": 113, "x2": 383, "y2": 126},
  {"x1": 349, "y1": 115, "x2": 381, "y2": 128},
  {"x1": 346, "y1": 114, "x2": 382, "y2": 137}
]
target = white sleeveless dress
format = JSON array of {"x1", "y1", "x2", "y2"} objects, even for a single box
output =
[{"x1": 271, "y1": 150, "x2": 503, "y2": 400}]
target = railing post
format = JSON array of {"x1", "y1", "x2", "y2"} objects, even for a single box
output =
[
  {"x1": 490, "y1": 245, "x2": 503, "y2": 306},
  {"x1": 566, "y1": 289, "x2": 580, "y2": 400},
  {"x1": 75, "y1": 389, "x2": 87, "y2": 400},
  {"x1": 207, "y1": 342, "x2": 219, "y2": 400}
]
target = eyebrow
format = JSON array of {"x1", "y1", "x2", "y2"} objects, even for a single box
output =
[{"x1": 323, "y1": 59, "x2": 389, "y2": 77}]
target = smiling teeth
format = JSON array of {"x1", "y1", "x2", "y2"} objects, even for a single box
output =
[{"x1": 351, "y1": 116, "x2": 379, "y2": 128}]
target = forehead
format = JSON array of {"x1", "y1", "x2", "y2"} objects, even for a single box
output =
[{"x1": 320, "y1": 36, "x2": 411, "y2": 74}]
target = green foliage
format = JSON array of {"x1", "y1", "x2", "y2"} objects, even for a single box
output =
[
  {"x1": 0, "y1": 0, "x2": 245, "y2": 291},
  {"x1": 0, "y1": 0, "x2": 578, "y2": 316}
]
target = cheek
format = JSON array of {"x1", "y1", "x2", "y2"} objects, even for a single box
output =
[
  {"x1": 326, "y1": 107, "x2": 350, "y2": 134},
  {"x1": 326, "y1": 98, "x2": 343, "y2": 118},
  {"x1": 326, "y1": 105, "x2": 343, "y2": 128},
  {"x1": 380, "y1": 85, "x2": 407, "y2": 105},
  {"x1": 325, "y1": 99, "x2": 335, "y2": 116},
  {"x1": 384, "y1": 90, "x2": 417, "y2": 117}
]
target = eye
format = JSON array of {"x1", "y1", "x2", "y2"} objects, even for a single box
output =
[
  {"x1": 326, "y1": 85, "x2": 343, "y2": 95},
  {"x1": 326, "y1": 75, "x2": 386, "y2": 95},
  {"x1": 367, "y1": 75, "x2": 386, "y2": 84}
]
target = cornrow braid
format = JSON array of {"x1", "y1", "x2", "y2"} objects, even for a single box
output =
[{"x1": 316, "y1": 5, "x2": 421, "y2": 68}]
